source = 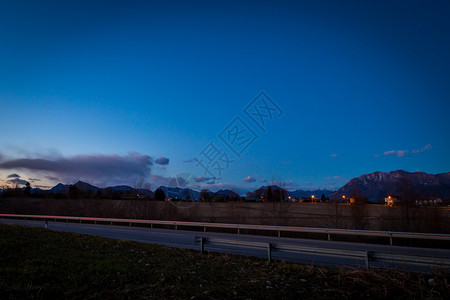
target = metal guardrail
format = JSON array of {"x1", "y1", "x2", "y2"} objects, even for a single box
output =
[
  {"x1": 1, "y1": 213, "x2": 449, "y2": 246},
  {"x1": 194, "y1": 236, "x2": 450, "y2": 270}
]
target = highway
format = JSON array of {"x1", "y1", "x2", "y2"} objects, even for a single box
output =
[{"x1": 1, "y1": 218, "x2": 449, "y2": 273}]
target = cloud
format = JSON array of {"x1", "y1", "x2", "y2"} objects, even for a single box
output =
[
  {"x1": 155, "y1": 157, "x2": 170, "y2": 165},
  {"x1": 243, "y1": 176, "x2": 256, "y2": 183},
  {"x1": 259, "y1": 179, "x2": 267, "y2": 183},
  {"x1": 382, "y1": 144, "x2": 432, "y2": 158},
  {"x1": 6, "y1": 178, "x2": 28, "y2": 186},
  {"x1": 412, "y1": 144, "x2": 432, "y2": 154},
  {"x1": 330, "y1": 153, "x2": 338, "y2": 157},
  {"x1": 195, "y1": 176, "x2": 214, "y2": 182},
  {"x1": 383, "y1": 149, "x2": 408, "y2": 158},
  {"x1": 7, "y1": 173, "x2": 21, "y2": 179},
  {"x1": 0, "y1": 152, "x2": 153, "y2": 186},
  {"x1": 28, "y1": 178, "x2": 41, "y2": 182},
  {"x1": 304, "y1": 181, "x2": 312, "y2": 186},
  {"x1": 281, "y1": 161, "x2": 293, "y2": 164}
]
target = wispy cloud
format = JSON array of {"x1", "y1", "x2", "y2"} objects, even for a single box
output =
[
  {"x1": 281, "y1": 161, "x2": 293, "y2": 164},
  {"x1": 7, "y1": 173, "x2": 20, "y2": 178},
  {"x1": 330, "y1": 153, "x2": 338, "y2": 157},
  {"x1": 411, "y1": 144, "x2": 432, "y2": 154},
  {"x1": 382, "y1": 144, "x2": 432, "y2": 158},
  {"x1": 195, "y1": 176, "x2": 214, "y2": 182},
  {"x1": 243, "y1": 176, "x2": 256, "y2": 183}
]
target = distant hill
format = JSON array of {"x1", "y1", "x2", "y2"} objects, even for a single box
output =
[
  {"x1": 51, "y1": 181, "x2": 99, "y2": 194},
  {"x1": 330, "y1": 170, "x2": 450, "y2": 202},
  {"x1": 158, "y1": 186, "x2": 200, "y2": 200},
  {"x1": 214, "y1": 189, "x2": 239, "y2": 199}
]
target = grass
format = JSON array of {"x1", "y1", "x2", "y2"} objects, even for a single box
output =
[{"x1": 0, "y1": 224, "x2": 448, "y2": 299}]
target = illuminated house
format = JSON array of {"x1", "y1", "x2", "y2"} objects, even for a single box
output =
[{"x1": 384, "y1": 196, "x2": 399, "y2": 206}]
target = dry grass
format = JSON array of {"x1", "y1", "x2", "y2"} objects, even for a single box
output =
[{"x1": 0, "y1": 223, "x2": 448, "y2": 299}]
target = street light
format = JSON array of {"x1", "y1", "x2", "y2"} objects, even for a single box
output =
[{"x1": 311, "y1": 195, "x2": 315, "y2": 203}]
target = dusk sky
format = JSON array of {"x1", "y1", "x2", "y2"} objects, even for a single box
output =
[{"x1": 1, "y1": 0, "x2": 449, "y2": 194}]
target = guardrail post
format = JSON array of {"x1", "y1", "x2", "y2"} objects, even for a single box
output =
[
  {"x1": 327, "y1": 232, "x2": 331, "y2": 241},
  {"x1": 365, "y1": 251, "x2": 371, "y2": 269},
  {"x1": 278, "y1": 231, "x2": 280, "y2": 238},
  {"x1": 267, "y1": 243, "x2": 273, "y2": 263},
  {"x1": 45, "y1": 220, "x2": 48, "y2": 229},
  {"x1": 389, "y1": 235, "x2": 393, "y2": 246},
  {"x1": 201, "y1": 237, "x2": 206, "y2": 254},
  {"x1": 237, "y1": 228, "x2": 240, "y2": 234}
]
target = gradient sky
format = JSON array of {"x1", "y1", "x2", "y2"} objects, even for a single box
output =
[{"x1": 1, "y1": 0, "x2": 449, "y2": 194}]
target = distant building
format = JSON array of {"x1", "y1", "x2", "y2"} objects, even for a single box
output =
[
  {"x1": 385, "y1": 196, "x2": 400, "y2": 206},
  {"x1": 415, "y1": 198, "x2": 443, "y2": 206}
]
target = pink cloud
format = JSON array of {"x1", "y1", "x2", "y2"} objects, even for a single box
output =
[{"x1": 243, "y1": 176, "x2": 256, "y2": 183}]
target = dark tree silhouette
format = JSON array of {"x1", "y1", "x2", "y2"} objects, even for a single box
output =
[
  {"x1": 24, "y1": 182, "x2": 31, "y2": 197},
  {"x1": 154, "y1": 188, "x2": 166, "y2": 201},
  {"x1": 200, "y1": 189, "x2": 210, "y2": 202}
]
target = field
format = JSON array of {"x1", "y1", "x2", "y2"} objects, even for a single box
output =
[
  {"x1": 0, "y1": 223, "x2": 448, "y2": 299},
  {"x1": 1, "y1": 198, "x2": 449, "y2": 233}
]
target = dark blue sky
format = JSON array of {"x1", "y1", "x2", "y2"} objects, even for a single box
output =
[{"x1": 1, "y1": 0, "x2": 449, "y2": 193}]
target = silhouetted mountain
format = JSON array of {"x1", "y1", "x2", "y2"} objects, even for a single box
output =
[
  {"x1": 288, "y1": 189, "x2": 334, "y2": 198},
  {"x1": 50, "y1": 183, "x2": 69, "y2": 194},
  {"x1": 51, "y1": 181, "x2": 99, "y2": 194},
  {"x1": 214, "y1": 189, "x2": 239, "y2": 199},
  {"x1": 106, "y1": 185, "x2": 134, "y2": 192},
  {"x1": 158, "y1": 186, "x2": 200, "y2": 200},
  {"x1": 251, "y1": 185, "x2": 289, "y2": 201},
  {"x1": 73, "y1": 181, "x2": 99, "y2": 192},
  {"x1": 330, "y1": 170, "x2": 450, "y2": 202}
]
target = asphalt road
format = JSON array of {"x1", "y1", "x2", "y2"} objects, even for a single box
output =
[{"x1": 1, "y1": 218, "x2": 449, "y2": 273}]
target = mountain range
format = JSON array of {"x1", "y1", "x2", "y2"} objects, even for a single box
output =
[
  {"x1": 330, "y1": 170, "x2": 450, "y2": 202},
  {"x1": 3, "y1": 170, "x2": 449, "y2": 202}
]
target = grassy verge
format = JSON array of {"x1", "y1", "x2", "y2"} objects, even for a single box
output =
[{"x1": 0, "y1": 224, "x2": 448, "y2": 299}]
